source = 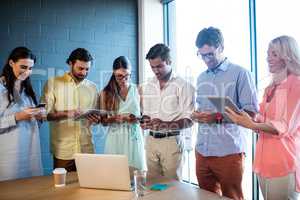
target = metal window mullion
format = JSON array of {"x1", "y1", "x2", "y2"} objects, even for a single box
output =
[
  {"x1": 249, "y1": 0, "x2": 259, "y2": 199},
  {"x1": 163, "y1": 3, "x2": 170, "y2": 45}
]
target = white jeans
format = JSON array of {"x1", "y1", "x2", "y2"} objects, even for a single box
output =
[{"x1": 258, "y1": 173, "x2": 299, "y2": 200}]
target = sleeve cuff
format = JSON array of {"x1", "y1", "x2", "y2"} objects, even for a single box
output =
[
  {"x1": 180, "y1": 113, "x2": 193, "y2": 120},
  {"x1": 269, "y1": 119, "x2": 288, "y2": 137},
  {"x1": 0, "y1": 114, "x2": 17, "y2": 130},
  {"x1": 8, "y1": 114, "x2": 17, "y2": 126}
]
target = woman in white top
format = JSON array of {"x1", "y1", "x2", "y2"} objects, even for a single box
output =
[{"x1": 0, "y1": 47, "x2": 43, "y2": 181}]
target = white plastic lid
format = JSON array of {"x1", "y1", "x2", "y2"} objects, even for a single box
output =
[{"x1": 53, "y1": 168, "x2": 67, "y2": 174}]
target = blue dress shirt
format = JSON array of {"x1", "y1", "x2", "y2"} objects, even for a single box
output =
[{"x1": 195, "y1": 58, "x2": 258, "y2": 157}]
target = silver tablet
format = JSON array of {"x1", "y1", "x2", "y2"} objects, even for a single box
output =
[
  {"x1": 207, "y1": 96, "x2": 241, "y2": 123},
  {"x1": 74, "y1": 109, "x2": 114, "y2": 120}
]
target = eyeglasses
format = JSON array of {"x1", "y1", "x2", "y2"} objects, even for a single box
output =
[
  {"x1": 197, "y1": 47, "x2": 219, "y2": 60},
  {"x1": 114, "y1": 73, "x2": 131, "y2": 80}
]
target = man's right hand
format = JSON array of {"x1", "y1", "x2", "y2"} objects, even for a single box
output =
[
  {"x1": 67, "y1": 109, "x2": 82, "y2": 118},
  {"x1": 47, "y1": 109, "x2": 82, "y2": 121},
  {"x1": 191, "y1": 111, "x2": 216, "y2": 123},
  {"x1": 140, "y1": 115, "x2": 151, "y2": 130}
]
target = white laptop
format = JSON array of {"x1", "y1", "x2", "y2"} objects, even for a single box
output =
[{"x1": 74, "y1": 153, "x2": 132, "y2": 191}]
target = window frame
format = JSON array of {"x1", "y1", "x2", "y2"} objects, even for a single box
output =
[{"x1": 163, "y1": 0, "x2": 260, "y2": 199}]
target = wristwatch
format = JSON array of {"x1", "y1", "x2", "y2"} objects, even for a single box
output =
[{"x1": 215, "y1": 112, "x2": 223, "y2": 124}]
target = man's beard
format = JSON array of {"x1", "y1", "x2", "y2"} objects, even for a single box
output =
[
  {"x1": 74, "y1": 75, "x2": 85, "y2": 82},
  {"x1": 71, "y1": 69, "x2": 86, "y2": 82}
]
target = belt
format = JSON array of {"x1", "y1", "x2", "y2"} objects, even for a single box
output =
[{"x1": 149, "y1": 131, "x2": 180, "y2": 138}]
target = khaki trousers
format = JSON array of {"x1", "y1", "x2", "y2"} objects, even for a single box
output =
[
  {"x1": 258, "y1": 173, "x2": 299, "y2": 200},
  {"x1": 145, "y1": 135, "x2": 182, "y2": 180}
]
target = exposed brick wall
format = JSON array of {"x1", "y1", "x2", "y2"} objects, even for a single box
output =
[{"x1": 0, "y1": 0, "x2": 138, "y2": 175}]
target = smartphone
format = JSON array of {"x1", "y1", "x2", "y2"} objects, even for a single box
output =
[
  {"x1": 139, "y1": 115, "x2": 151, "y2": 124},
  {"x1": 35, "y1": 103, "x2": 46, "y2": 108}
]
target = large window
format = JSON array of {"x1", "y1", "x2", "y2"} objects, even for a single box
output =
[
  {"x1": 256, "y1": 0, "x2": 300, "y2": 97},
  {"x1": 173, "y1": 1, "x2": 253, "y2": 199},
  {"x1": 255, "y1": 1, "x2": 300, "y2": 199},
  {"x1": 163, "y1": 0, "x2": 300, "y2": 200}
]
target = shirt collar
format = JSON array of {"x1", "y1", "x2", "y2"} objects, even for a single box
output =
[
  {"x1": 151, "y1": 70, "x2": 177, "y2": 83},
  {"x1": 63, "y1": 72, "x2": 73, "y2": 82},
  {"x1": 63, "y1": 72, "x2": 86, "y2": 85},
  {"x1": 206, "y1": 58, "x2": 229, "y2": 74},
  {"x1": 169, "y1": 70, "x2": 177, "y2": 80}
]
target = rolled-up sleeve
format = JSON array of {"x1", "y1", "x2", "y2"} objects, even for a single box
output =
[
  {"x1": 0, "y1": 114, "x2": 17, "y2": 133},
  {"x1": 268, "y1": 119, "x2": 288, "y2": 137},
  {"x1": 237, "y1": 70, "x2": 259, "y2": 113},
  {"x1": 179, "y1": 82, "x2": 195, "y2": 119},
  {"x1": 271, "y1": 88, "x2": 300, "y2": 138},
  {"x1": 40, "y1": 79, "x2": 55, "y2": 114}
]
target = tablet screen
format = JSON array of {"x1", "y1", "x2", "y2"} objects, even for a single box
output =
[
  {"x1": 207, "y1": 96, "x2": 241, "y2": 123},
  {"x1": 207, "y1": 96, "x2": 241, "y2": 113}
]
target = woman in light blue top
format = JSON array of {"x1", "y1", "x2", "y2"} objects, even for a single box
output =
[
  {"x1": 99, "y1": 56, "x2": 146, "y2": 173},
  {"x1": 0, "y1": 47, "x2": 43, "y2": 181}
]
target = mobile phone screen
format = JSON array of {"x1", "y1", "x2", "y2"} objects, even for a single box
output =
[{"x1": 36, "y1": 103, "x2": 46, "y2": 108}]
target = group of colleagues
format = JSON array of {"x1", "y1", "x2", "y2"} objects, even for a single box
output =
[{"x1": 0, "y1": 26, "x2": 300, "y2": 200}]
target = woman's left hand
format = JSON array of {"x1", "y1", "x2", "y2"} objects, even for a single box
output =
[
  {"x1": 225, "y1": 107, "x2": 255, "y2": 130},
  {"x1": 121, "y1": 114, "x2": 138, "y2": 123}
]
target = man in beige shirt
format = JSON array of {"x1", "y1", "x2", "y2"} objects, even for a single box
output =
[
  {"x1": 41, "y1": 48, "x2": 98, "y2": 171},
  {"x1": 141, "y1": 44, "x2": 195, "y2": 179}
]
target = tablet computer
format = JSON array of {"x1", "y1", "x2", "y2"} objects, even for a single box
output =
[
  {"x1": 74, "y1": 109, "x2": 114, "y2": 120},
  {"x1": 207, "y1": 96, "x2": 241, "y2": 123}
]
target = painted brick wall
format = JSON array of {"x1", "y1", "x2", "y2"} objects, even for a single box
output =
[{"x1": 0, "y1": 0, "x2": 138, "y2": 175}]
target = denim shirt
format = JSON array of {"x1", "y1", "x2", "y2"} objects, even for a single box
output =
[{"x1": 195, "y1": 59, "x2": 258, "y2": 157}]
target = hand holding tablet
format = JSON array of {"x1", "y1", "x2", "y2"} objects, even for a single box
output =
[
  {"x1": 207, "y1": 96, "x2": 241, "y2": 114},
  {"x1": 74, "y1": 109, "x2": 112, "y2": 120},
  {"x1": 207, "y1": 96, "x2": 242, "y2": 123}
]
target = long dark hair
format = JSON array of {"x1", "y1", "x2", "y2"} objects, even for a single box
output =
[
  {"x1": 1, "y1": 46, "x2": 38, "y2": 107},
  {"x1": 100, "y1": 56, "x2": 131, "y2": 111}
]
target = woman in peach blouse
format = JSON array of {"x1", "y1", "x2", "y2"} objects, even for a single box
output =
[{"x1": 226, "y1": 35, "x2": 300, "y2": 200}]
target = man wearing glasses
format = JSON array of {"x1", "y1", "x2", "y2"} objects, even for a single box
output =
[
  {"x1": 191, "y1": 27, "x2": 258, "y2": 200},
  {"x1": 141, "y1": 43, "x2": 195, "y2": 180}
]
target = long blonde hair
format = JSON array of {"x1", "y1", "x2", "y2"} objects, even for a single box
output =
[{"x1": 268, "y1": 36, "x2": 300, "y2": 84}]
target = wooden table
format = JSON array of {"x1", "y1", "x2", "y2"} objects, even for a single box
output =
[{"x1": 0, "y1": 173, "x2": 231, "y2": 200}]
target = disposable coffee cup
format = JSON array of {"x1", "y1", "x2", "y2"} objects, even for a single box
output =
[{"x1": 53, "y1": 168, "x2": 67, "y2": 187}]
